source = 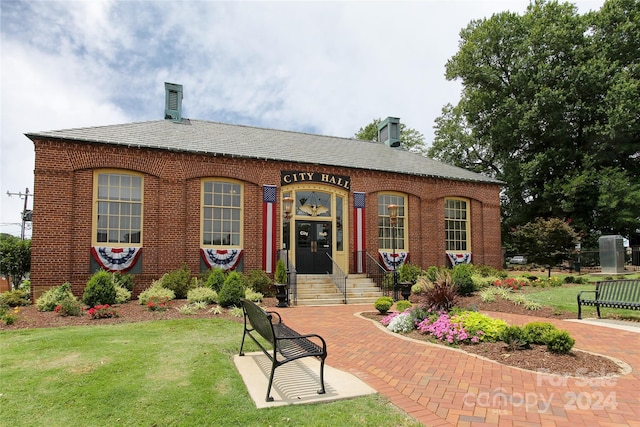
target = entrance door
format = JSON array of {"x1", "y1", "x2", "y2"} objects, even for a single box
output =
[{"x1": 295, "y1": 221, "x2": 332, "y2": 274}]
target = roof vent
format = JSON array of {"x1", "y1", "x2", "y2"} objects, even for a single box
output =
[
  {"x1": 377, "y1": 117, "x2": 401, "y2": 148},
  {"x1": 164, "y1": 82, "x2": 183, "y2": 123}
]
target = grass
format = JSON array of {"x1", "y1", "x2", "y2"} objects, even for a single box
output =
[
  {"x1": 522, "y1": 282, "x2": 640, "y2": 321},
  {"x1": 0, "y1": 319, "x2": 421, "y2": 427}
]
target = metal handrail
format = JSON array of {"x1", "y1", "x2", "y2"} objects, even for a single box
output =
[
  {"x1": 326, "y1": 253, "x2": 347, "y2": 304},
  {"x1": 364, "y1": 251, "x2": 392, "y2": 298}
]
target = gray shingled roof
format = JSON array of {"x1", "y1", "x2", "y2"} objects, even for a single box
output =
[{"x1": 26, "y1": 119, "x2": 502, "y2": 184}]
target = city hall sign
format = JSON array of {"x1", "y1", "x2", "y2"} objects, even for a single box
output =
[{"x1": 281, "y1": 170, "x2": 351, "y2": 191}]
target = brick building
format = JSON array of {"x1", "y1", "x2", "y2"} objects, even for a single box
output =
[{"x1": 26, "y1": 83, "x2": 502, "y2": 300}]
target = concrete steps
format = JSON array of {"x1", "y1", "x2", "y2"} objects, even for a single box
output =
[{"x1": 294, "y1": 274, "x2": 383, "y2": 306}]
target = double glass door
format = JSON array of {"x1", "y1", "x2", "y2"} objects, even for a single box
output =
[{"x1": 295, "y1": 221, "x2": 332, "y2": 274}]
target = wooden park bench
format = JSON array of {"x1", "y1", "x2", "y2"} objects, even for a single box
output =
[
  {"x1": 239, "y1": 298, "x2": 327, "y2": 402},
  {"x1": 577, "y1": 279, "x2": 640, "y2": 319}
]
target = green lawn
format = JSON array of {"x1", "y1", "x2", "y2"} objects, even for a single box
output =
[
  {"x1": 522, "y1": 282, "x2": 640, "y2": 321},
  {"x1": 0, "y1": 319, "x2": 420, "y2": 427}
]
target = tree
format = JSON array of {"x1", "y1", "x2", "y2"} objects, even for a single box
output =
[
  {"x1": 0, "y1": 234, "x2": 31, "y2": 289},
  {"x1": 355, "y1": 118, "x2": 427, "y2": 155},
  {"x1": 428, "y1": 0, "x2": 640, "y2": 248},
  {"x1": 511, "y1": 217, "x2": 579, "y2": 277}
]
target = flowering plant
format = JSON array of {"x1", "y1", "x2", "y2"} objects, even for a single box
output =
[
  {"x1": 147, "y1": 296, "x2": 171, "y2": 312},
  {"x1": 54, "y1": 299, "x2": 83, "y2": 317},
  {"x1": 493, "y1": 277, "x2": 528, "y2": 290},
  {"x1": 386, "y1": 312, "x2": 415, "y2": 333},
  {"x1": 380, "y1": 312, "x2": 399, "y2": 326},
  {"x1": 417, "y1": 313, "x2": 483, "y2": 344},
  {"x1": 87, "y1": 304, "x2": 119, "y2": 319}
]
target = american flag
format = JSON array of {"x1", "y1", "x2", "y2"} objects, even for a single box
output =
[
  {"x1": 354, "y1": 192, "x2": 366, "y2": 273},
  {"x1": 262, "y1": 185, "x2": 277, "y2": 273}
]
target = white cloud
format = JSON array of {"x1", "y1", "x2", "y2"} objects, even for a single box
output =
[{"x1": 0, "y1": 0, "x2": 605, "y2": 237}]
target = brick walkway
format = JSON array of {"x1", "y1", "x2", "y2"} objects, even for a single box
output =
[{"x1": 279, "y1": 305, "x2": 640, "y2": 427}]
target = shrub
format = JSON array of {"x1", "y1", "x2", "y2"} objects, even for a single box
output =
[
  {"x1": 452, "y1": 311, "x2": 507, "y2": 342},
  {"x1": 138, "y1": 282, "x2": 175, "y2": 305},
  {"x1": 55, "y1": 299, "x2": 83, "y2": 317},
  {"x1": 374, "y1": 296, "x2": 393, "y2": 314},
  {"x1": 500, "y1": 325, "x2": 531, "y2": 350},
  {"x1": 0, "y1": 289, "x2": 30, "y2": 306},
  {"x1": 160, "y1": 264, "x2": 192, "y2": 299},
  {"x1": 493, "y1": 277, "x2": 528, "y2": 290},
  {"x1": 395, "y1": 300, "x2": 412, "y2": 312},
  {"x1": 522, "y1": 322, "x2": 557, "y2": 345},
  {"x1": 546, "y1": 330, "x2": 575, "y2": 354},
  {"x1": 114, "y1": 285, "x2": 132, "y2": 304},
  {"x1": 425, "y1": 266, "x2": 443, "y2": 282},
  {"x1": 275, "y1": 259, "x2": 287, "y2": 284},
  {"x1": 244, "y1": 270, "x2": 273, "y2": 296},
  {"x1": 87, "y1": 304, "x2": 119, "y2": 319},
  {"x1": 187, "y1": 287, "x2": 218, "y2": 304},
  {"x1": 244, "y1": 288, "x2": 263, "y2": 303},
  {"x1": 36, "y1": 283, "x2": 78, "y2": 312},
  {"x1": 147, "y1": 296, "x2": 171, "y2": 312},
  {"x1": 112, "y1": 272, "x2": 135, "y2": 292},
  {"x1": 452, "y1": 264, "x2": 475, "y2": 296},
  {"x1": 83, "y1": 270, "x2": 117, "y2": 307},
  {"x1": 423, "y1": 270, "x2": 458, "y2": 312},
  {"x1": 398, "y1": 263, "x2": 423, "y2": 284},
  {"x1": 178, "y1": 304, "x2": 197, "y2": 315},
  {"x1": 208, "y1": 305, "x2": 223, "y2": 315},
  {"x1": 205, "y1": 268, "x2": 227, "y2": 292},
  {"x1": 542, "y1": 276, "x2": 563, "y2": 287},
  {"x1": 218, "y1": 271, "x2": 245, "y2": 308},
  {"x1": 0, "y1": 305, "x2": 20, "y2": 325},
  {"x1": 471, "y1": 274, "x2": 499, "y2": 290},
  {"x1": 473, "y1": 264, "x2": 506, "y2": 278},
  {"x1": 479, "y1": 288, "x2": 496, "y2": 303}
]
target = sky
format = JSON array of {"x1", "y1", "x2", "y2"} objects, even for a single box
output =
[{"x1": 1, "y1": 0, "x2": 606, "y2": 239}]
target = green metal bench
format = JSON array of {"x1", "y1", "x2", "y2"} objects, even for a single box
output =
[
  {"x1": 239, "y1": 298, "x2": 327, "y2": 402},
  {"x1": 577, "y1": 280, "x2": 640, "y2": 319}
]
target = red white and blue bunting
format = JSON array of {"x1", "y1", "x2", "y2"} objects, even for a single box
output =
[
  {"x1": 201, "y1": 248, "x2": 243, "y2": 271},
  {"x1": 379, "y1": 251, "x2": 409, "y2": 271},
  {"x1": 91, "y1": 246, "x2": 142, "y2": 272},
  {"x1": 446, "y1": 252, "x2": 472, "y2": 266}
]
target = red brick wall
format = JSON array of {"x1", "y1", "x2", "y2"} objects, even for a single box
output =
[{"x1": 30, "y1": 138, "x2": 502, "y2": 299}]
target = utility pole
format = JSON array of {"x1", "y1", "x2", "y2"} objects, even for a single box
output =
[{"x1": 6, "y1": 188, "x2": 33, "y2": 240}]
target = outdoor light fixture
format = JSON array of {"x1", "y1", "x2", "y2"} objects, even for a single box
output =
[
  {"x1": 388, "y1": 204, "x2": 399, "y2": 299},
  {"x1": 388, "y1": 204, "x2": 398, "y2": 226},
  {"x1": 283, "y1": 196, "x2": 294, "y2": 221}
]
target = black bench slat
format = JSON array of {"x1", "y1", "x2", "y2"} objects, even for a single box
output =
[
  {"x1": 239, "y1": 298, "x2": 327, "y2": 402},
  {"x1": 577, "y1": 280, "x2": 640, "y2": 319}
]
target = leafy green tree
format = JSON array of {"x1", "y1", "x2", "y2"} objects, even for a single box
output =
[
  {"x1": 511, "y1": 217, "x2": 579, "y2": 277},
  {"x1": 355, "y1": 118, "x2": 427, "y2": 155},
  {"x1": 428, "y1": 0, "x2": 640, "y2": 247},
  {"x1": 0, "y1": 234, "x2": 31, "y2": 289}
]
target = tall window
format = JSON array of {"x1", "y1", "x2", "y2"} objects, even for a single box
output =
[
  {"x1": 378, "y1": 193, "x2": 406, "y2": 250},
  {"x1": 94, "y1": 171, "x2": 143, "y2": 245},
  {"x1": 202, "y1": 180, "x2": 242, "y2": 246},
  {"x1": 445, "y1": 198, "x2": 469, "y2": 251}
]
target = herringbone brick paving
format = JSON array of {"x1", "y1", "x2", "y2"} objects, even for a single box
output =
[{"x1": 279, "y1": 305, "x2": 640, "y2": 427}]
